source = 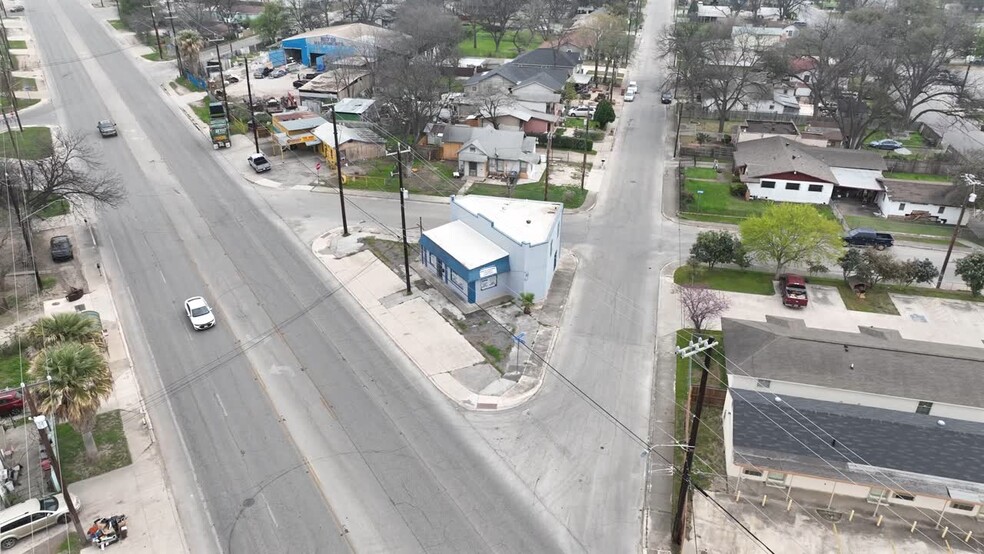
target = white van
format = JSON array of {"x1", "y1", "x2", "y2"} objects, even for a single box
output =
[{"x1": 0, "y1": 494, "x2": 80, "y2": 549}]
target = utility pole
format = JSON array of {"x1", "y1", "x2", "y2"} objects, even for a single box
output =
[
  {"x1": 937, "y1": 189, "x2": 978, "y2": 289},
  {"x1": 211, "y1": 40, "x2": 229, "y2": 118},
  {"x1": 23, "y1": 386, "x2": 87, "y2": 543},
  {"x1": 329, "y1": 106, "x2": 350, "y2": 236},
  {"x1": 672, "y1": 336, "x2": 718, "y2": 547},
  {"x1": 543, "y1": 129, "x2": 553, "y2": 201},
  {"x1": 387, "y1": 144, "x2": 413, "y2": 294},
  {"x1": 164, "y1": 0, "x2": 182, "y2": 77},
  {"x1": 580, "y1": 116, "x2": 588, "y2": 190},
  {"x1": 145, "y1": 5, "x2": 164, "y2": 60},
  {"x1": 1, "y1": 109, "x2": 42, "y2": 290},
  {"x1": 0, "y1": 17, "x2": 21, "y2": 132},
  {"x1": 243, "y1": 56, "x2": 260, "y2": 153}
]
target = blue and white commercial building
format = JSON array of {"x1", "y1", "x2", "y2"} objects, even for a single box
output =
[
  {"x1": 420, "y1": 196, "x2": 563, "y2": 304},
  {"x1": 278, "y1": 23, "x2": 404, "y2": 70}
]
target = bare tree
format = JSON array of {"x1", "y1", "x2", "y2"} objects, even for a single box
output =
[
  {"x1": 283, "y1": 0, "x2": 324, "y2": 32},
  {"x1": 473, "y1": 90, "x2": 515, "y2": 128},
  {"x1": 338, "y1": 0, "x2": 387, "y2": 23},
  {"x1": 677, "y1": 285, "x2": 731, "y2": 334},
  {"x1": 467, "y1": 0, "x2": 524, "y2": 53},
  {"x1": 393, "y1": 1, "x2": 464, "y2": 66},
  {"x1": 20, "y1": 132, "x2": 125, "y2": 216},
  {"x1": 773, "y1": 0, "x2": 807, "y2": 21},
  {"x1": 375, "y1": 57, "x2": 444, "y2": 141},
  {"x1": 581, "y1": 13, "x2": 623, "y2": 80}
]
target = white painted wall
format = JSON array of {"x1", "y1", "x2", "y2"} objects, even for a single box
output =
[
  {"x1": 876, "y1": 193, "x2": 968, "y2": 225},
  {"x1": 451, "y1": 203, "x2": 562, "y2": 301},
  {"x1": 730, "y1": 377, "x2": 984, "y2": 423},
  {"x1": 746, "y1": 177, "x2": 833, "y2": 204}
]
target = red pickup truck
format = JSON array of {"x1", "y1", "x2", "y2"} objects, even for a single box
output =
[{"x1": 780, "y1": 274, "x2": 808, "y2": 308}]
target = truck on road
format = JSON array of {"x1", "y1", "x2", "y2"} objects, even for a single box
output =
[
  {"x1": 843, "y1": 228, "x2": 894, "y2": 250},
  {"x1": 208, "y1": 100, "x2": 231, "y2": 150}
]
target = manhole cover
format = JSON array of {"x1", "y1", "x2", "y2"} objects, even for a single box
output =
[
  {"x1": 816, "y1": 509, "x2": 842, "y2": 522},
  {"x1": 242, "y1": 498, "x2": 255, "y2": 508},
  {"x1": 909, "y1": 313, "x2": 927, "y2": 323}
]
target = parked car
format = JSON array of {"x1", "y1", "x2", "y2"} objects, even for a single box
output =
[
  {"x1": 567, "y1": 105, "x2": 594, "y2": 117},
  {"x1": 780, "y1": 274, "x2": 808, "y2": 308},
  {"x1": 7, "y1": 4, "x2": 23, "y2": 13},
  {"x1": 793, "y1": 20, "x2": 807, "y2": 27},
  {"x1": 843, "y1": 228, "x2": 894, "y2": 250},
  {"x1": 248, "y1": 153, "x2": 271, "y2": 173},
  {"x1": 49, "y1": 236, "x2": 73, "y2": 262},
  {"x1": 661, "y1": 91, "x2": 673, "y2": 104},
  {"x1": 292, "y1": 79, "x2": 309, "y2": 89},
  {"x1": 0, "y1": 494, "x2": 81, "y2": 550},
  {"x1": 624, "y1": 90, "x2": 636, "y2": 102},
  {"x1": 0, "y1": 391, "x2": 23, "y2": 417},
  {"x1": 225, "y1": 75, "x2": 240, "y2": 84},
  {"x1": 97, "y1": 119, "x2": 117, "y2": 137},
  {"x1": 868, "y1": 139, "x2": 903, "y2": 150},
  {"x1": 253, "y1": 66, "x2": 272, "y2": 79},
  {"x1": 184, "y1": 296, "x2": 216, "y2": 331},
  {"x1": 626, "y1": 80, "x2": 638, "y2": 94},
  {"x1": 270, "y1": 67, "x2": 288, "y2": 78}
]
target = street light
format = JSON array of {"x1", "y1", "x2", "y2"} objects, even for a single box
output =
[{"x1": 936, "y1": 187, "x2": 978, "y2": 289}]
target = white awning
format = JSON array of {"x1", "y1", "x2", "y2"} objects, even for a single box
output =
[
  {"x1": 831, "y1": 167, "x2": 885, "y2": 191},
  {"x1": 423, "y1": 220, "x2": 508, "y2": 270}
]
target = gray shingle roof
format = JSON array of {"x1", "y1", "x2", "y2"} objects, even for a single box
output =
[
  {"x1": 510, "y1": 48, "x2": 580, "y2": 68},
  {"x1": 457, "y1": 127, "x2": 536, "y2": 162},
  {"x1": 732, "y1": 391, "x2": 984, "y2": 493},
  {"x1": 879, "y1": 179, "x2": 964, "y2": 207},
  {"x1": 465, "y1": 65, "x2": 570, "y2": 91},
  {"x1": 723, "y1": 316, "x2": 984, "y2": 408},
  {"x1": 734, "y1": 137, "x2": 886, "y2": 184}
]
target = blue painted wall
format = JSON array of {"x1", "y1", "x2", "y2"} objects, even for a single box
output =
[{"x1": 281, "y1": 35, "x2": 358, "y2": 67}]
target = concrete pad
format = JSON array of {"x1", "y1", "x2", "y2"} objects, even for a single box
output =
[
  {"x1": 479, "y1": 377, "x2": 517, "y2": 396},
  {"x1": 388, "y1": 297, "x2": 485, "y2": 374},
  {"x1": 451, "y1": 363, "x2": 501, "y2": 393},
  {"x1": 430, "y1": 373, "x2": 478, "y2": 405}
]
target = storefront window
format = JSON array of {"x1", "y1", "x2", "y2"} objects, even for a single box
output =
[{"x1": 450, "y1": 271, "x2": 466, "y2": 291}]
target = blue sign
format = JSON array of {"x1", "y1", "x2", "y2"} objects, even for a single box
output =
[
  {"x1": 512, "y1": 332, "x2": 527, "y2": 345},
  {"x1": 316, "y1": 56, "x2": 325, "y2": 72},
  {"x1": 268, "y1": 49, "x2": 287, "y2": 67}
]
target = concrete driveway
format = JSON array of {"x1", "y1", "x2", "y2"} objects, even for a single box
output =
[{"x1": 715, "y1": 283, "x2": 984, "y2": 348}]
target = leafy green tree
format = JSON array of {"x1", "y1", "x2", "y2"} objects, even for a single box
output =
[
  {"x1": 739, "y1": 204, "x2": 843, "y2": 276},
  {"x1": 838, "y1": 248, "x2": 868, "y2": 283},
  {"x1": 690, "y1": 230, "x2": 740, "y2": 269},
  {"x1": 27, "y1": 312, "x2": 103, "y2": 350},
  {"x1": 593, "y1": 99, "x2": 616, "y2": 128},
  {"x1": 955, "y1": 252, "x2": 984, "y2": 296},
  {"x1": 30, "y1": 342, "x2": 113, "y2": 461},
  {"x1": 175, "y1": 30, "x2": 205, "y2": 78},
  {"x1": 254, "y1": 1, "x2": 288, "y2": 45},
  {"x1": 897, "y1": 258, "x2": 939, "y2": 288}
]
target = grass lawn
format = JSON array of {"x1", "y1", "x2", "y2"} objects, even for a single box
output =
[
  {"x1": 684, "y1": 167, "x2": 719, "y2": 180},
  {"x1": 674, "y1": 266, "x2": 776, "y2": 295},
  {"x1": 142, "y1": 51, "x2": 163, "y2": 61},
  {"x1": 38, "y1": 197, "x2": 70, "y2": 218},
  {"x1": 562, "y1": 117, "x2": 602, "y2": 129},
  {"x1": 108, "y1": 20, "x2": 126, "y2": 31},
  {"x1": 6, "y1": 40, "x2": 26, "y2": 50},
  {"x1": 58, "y1": 536, "x2": 85, "y2": 554},
  {"x1": 673, "y1": 329, "x2": 727, "y2": 507},
  {"x1": 174, "y1": 76, "x2": 205, "y2": 93},
  {"x1": 0, "y1": 97, "x2": 40, "y2": 110},
  {"x1": 466, "y1": 182, "x2": 588, "y2": 209},
  {"x1": 56, "y1": 410, "x2": 132, "y2": 486},
  {"x1": 678, "y1": 212, "x2": 748, "y2": 224},
  {"x1": 0, "y1": 126, "x2": 53, "y2": 159},
  {"x1": 843, "y1": 214, "x2": 954, "y2": 237},
  {"x1": 457, "y1": 28, "x2": 544, "y2": 58},
  {"x1": 191, "y1": 99, "x2": 210, "y2": 124},
  {"x1": 866, "y1": 130, "x2": 926, "y2": 149},
  {"x1": 883, "y1": 172, "x2": 950, "y2": 182},
  {"x1": 0, "y1": 352, "x2": 27, "y2": 389},
  {"x1": 344, "y1": 159, "x2": 462, "y2": 197},
  {"x1": 11, "y1": 76, "x2": 36, "y2": 90}
]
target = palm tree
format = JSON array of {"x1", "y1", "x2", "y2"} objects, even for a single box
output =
[
  {"x1": 175, "y1": 29, "x2": 206, "y2": 79},
  {"x1": 27, "y1": 312, "x2": 103, "y2": 350},
  {"x1": 30, "y1": 342, "x2": 113, "y2": 461}
]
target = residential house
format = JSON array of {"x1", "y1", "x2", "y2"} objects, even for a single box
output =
[
  {"x1": 271, "y1": 111, "x2": 328, "y2": 150},
  {"x1": 330, "y1": 98, "x2": 378, "y2": 122},
  {"x1": 733, "y1": 136, "x2": 887, "y2": 204},
  {"x1": 736, "y1": 120, "x2": 828, "y2": 148},
  {"x1": 312, "y1": 122, "x2": 386, "y2": 166},
  {"x1": 509, "y1": 47, "x2": 581, "y2": 71},
  {"x1": 731, "y1": 25, "x2": 797, "y2": 49},
  {"x1": 298, "y1": 69, "x2": 371, "y2": 106},
  {"x1": 472, "y1": 103, "x2": 559, "y2": 134},
  {"x1": 723, "y1": 316, "x2": 984, "y2": 520},
  {"x1": 426, "y1": 125, "x2": 540, "y2": 180},
  {"x1": 419, "y1": 196, "x2": 563, "y2": 304},
  {"x1": 875, "y1": 179, "x2": 971, "y2": 225},
  {"x1": 695, "y1": 3, "x2": 732, "y2": 22}
]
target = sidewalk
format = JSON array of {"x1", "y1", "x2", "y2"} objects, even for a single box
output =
[
  {"x1": 312, "y1": 228, "x2": 577, "y2": 411},
  {"x1": 34, "y1": 221, "x2": 186, "y2": 553},
  {"x1": 2, "y1": 16, "x2": 51, "y2": 117}
]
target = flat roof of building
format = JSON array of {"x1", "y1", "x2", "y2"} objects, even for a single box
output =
[
  {"x1": 452, "y1": 195, "x2": 562, "y2": 246},
  {"x1": 333, "y1": 97, "x2": 375, "y2": 114},
  {"x1": 422, "y1": 220, "x2": 509, "y2": 270}
]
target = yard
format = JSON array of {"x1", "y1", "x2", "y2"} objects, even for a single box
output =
[
  {"x1": 457, "y1": 28, "x2": 545, "y2": 58},
  {"x1": 882, "y1": 172, "x2": 950, "y2": 182},
  {"x1": 674, "y1": 266, "x2": 776, "y2": 295},
  {"x1": 466, "y1": 182, "x2": 587, "y2": 209},
  {"x1": 0, "y1": 126, "x2": 54, "y2": 159},
  {"x1": 57, "y1": 410, "x2": 132, "y2": 485},
  {"x1": 680, "y1": 169, "x2": 834, "y2": 223},
  {"x1": 345, "y1": 158, "x2": 462, "y2": 197},
  {"x1": 0, "y1": 97, "x2": 39, "y2": 109},
  {"x1": 6, "y1": 40, "x2": 26, "y2": 50},
  {"x1": 843, "y1": 214, "x2": 955, "y2": 237}
]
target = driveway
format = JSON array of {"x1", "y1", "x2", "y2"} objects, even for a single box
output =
[{"x1": 716, "y1": 282, "x2": 984, "y2": 347}]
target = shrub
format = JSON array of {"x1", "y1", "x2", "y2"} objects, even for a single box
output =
[{"x1": 729, "y1": 183, "x2": 747, "y2": 197}]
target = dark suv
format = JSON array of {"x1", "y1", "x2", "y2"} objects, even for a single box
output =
[
  {"x1": 0, "y1": 391, "x2": 24, "y2": 417},
  {"x1": 50, "y1": 235, "x2": 73, "y2": 262}
]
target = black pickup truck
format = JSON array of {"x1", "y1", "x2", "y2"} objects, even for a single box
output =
[{"x1": 843, "y1": 228, "x2": 894, "y2": 250}]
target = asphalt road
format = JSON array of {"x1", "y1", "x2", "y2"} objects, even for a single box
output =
[{"x1": 31, "y1": 0, "x2": 582, "y2": 552}]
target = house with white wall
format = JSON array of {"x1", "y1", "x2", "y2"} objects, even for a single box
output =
[
  {"x1": 419, "y1": 196, "x2": 563, "y2": 304},
  {"x1": 875, "y1": 178, "x2": 972, "y2": 225},
  {"x1": 722, "y1": 316, "x2": 984, "y2": 520},
  {"x1": 733, "y1": 136, "x2": 887, "y2": 204}
]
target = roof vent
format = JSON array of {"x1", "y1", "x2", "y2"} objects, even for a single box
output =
[
  {"x1": 938, "y1": 420, "x2": 946, "y2": 427},
  {"x1": 526, "y1": 219, "x2": 531, "y2": 224}
]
